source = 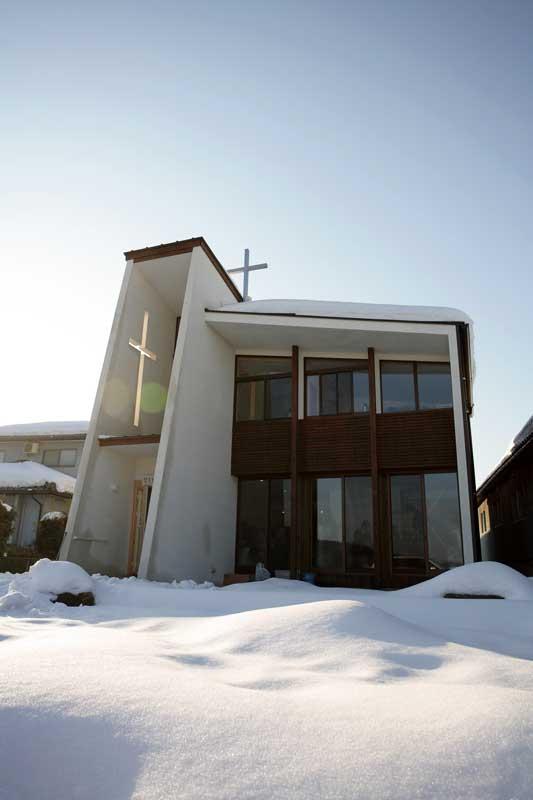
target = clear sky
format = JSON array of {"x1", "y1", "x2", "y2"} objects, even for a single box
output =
[{"x1": 1, "y1": 0, "x2": 532, "y2": 483}]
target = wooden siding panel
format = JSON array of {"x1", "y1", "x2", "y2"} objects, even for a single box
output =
[
  {"x1": 377, "y1": 409, "x2": 456, "y2": 470},
  {"x1": 300, "y1": 416, "x2": 371, "y2": 473},
  {"x1": 232, "y1": 420, "x2": 291, "y2": 475}
]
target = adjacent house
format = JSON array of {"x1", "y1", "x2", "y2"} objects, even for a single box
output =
[
  {"x1": 0, "y1": 421, "x2": 87, "y2": 548},
  {"x1": 477, "y1": 417, "x2": 533, "y2": 574},
  {"x1": 60, "y1": 237, "x2": 478, "y2": 588}
]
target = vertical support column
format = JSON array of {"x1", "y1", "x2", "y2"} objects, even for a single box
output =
[
  {"x1": 290, "y1": 345, "x2": 299, "y2": 577},
  {"x1": 448, "y1": 328, "x2": 474, "y2": 563},
  {"x1": 368, "y1": 347, "x2": 381, "y2": 586}
]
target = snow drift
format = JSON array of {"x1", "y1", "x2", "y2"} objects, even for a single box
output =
[{"x1": 1, "y1": 563, "x2": 533, "y2": 799}]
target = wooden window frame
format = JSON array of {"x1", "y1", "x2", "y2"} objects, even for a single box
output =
[
  {"x1": 235, "y1": 476, "x2": 292, "y2": 574},
  {"x1": 304, "y1": 358, "x2": 369, "y2": 419},
  {"x1": 234, "y1": 356, "x2": 292, "y2": 423},
  {"x1": 380, "y1": 360, "x2": 452, "y2": 414},
  {"x1": 311, "y1": 473, "x2": 374, "y2": 575},
  {"x1": 388, "y1": 470, "x2": 463, "y2": 575}
]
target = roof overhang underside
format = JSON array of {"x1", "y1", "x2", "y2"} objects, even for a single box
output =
[{"x1": 205, "y1": 311, "x2": 452, "y2": 358}]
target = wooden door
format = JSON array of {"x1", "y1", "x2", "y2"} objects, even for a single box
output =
[{"x1": 128, "y1": 481, "x2": 146, "y2": 576}]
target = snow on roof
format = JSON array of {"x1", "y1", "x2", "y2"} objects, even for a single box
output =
[
  {"x1": 479, "y1": 414, "x2": 533, "y2": 491},
  {"x1": 0, "y1": 462, "x2": 75, "y2": 494},
  {"x1": 214, "y1": 298, "x2": 473, "y2": 326},
  {"x1": 0, "y1": 421, "x2": 88, "y2": 438},
  {"x1": 511, "y1": 415, "x2": 533, "y2": 450}
]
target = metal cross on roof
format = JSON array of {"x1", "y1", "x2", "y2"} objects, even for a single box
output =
[{"x1": 227, "y1": 248, "x2": 268, "y2": 301}]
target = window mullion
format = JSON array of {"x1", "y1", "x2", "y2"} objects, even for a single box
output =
[{"x1": 414, "y1": 362, "x2": 420, "y2": 410}]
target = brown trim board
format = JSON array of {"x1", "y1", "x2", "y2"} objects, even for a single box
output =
[{"x1": 98, "y1": 434, "x2": 161, "y2": 447}]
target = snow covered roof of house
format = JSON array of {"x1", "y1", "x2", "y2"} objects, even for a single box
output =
[
  {"x1": 0, "y1": 421, "x2": 88, "y2": 441},
  {"x1": 0, "y1": 462, "x2": 76, "y2": 495},
  {"x1": 478, "y1": 414, "x2": 533, "y2": 495},
  {"x1": 212, "y1": 298, "x2": 473, "y2": 326}
]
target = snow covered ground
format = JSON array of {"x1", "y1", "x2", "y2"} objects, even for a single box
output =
[{"x1": 1, "y1": 562, "x2": 533, "y2": 800}]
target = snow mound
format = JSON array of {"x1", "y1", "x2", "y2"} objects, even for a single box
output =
[
  {"x1": 29, "y1": 559, "x2": 93, "y2": 595},
  {"x1": 399, "y1": 561, "x2": 533, "y2": 601},
  {"x1": 0, "y1": 461, "x2": 75, "y2": 494},
  {"x1": 40, "y1": 511, "x2": 67, "y2": 522},
  {"x1": 0, "y1": 590, "x2": 32, "y2": 611}
]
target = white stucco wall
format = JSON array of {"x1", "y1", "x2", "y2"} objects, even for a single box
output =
[
  {"x1": 141, "y1": 247, "x2": 238, "y2": 584},
  {"x1": 62, "y1": 256, "x2": 188, "y2": 574}
]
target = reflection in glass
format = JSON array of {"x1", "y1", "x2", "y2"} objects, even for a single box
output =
[
  {"x1": 306, "y1": 375, "x2": 319, "y2": 416},
  {"x1": 381, "y1": 362, "x2": 416, "y2": 413},
  {"x1": 338, "y1": 372, "x2": 353, "y2": 413},
  {"x1": 353, "y1": 370, "x2": 370, "y2": 413},
  {"x1": 237, "y1": 357, "x2": 291, "y2": 377},
  {"x1": 315, "y1": 478, "x2": 343, "y2": 570},
  {"x1": 345, "y1": 476, "x2": 374, "y2": 569},
  {"x1": 391, "y1": 475, "x2": 425, "y2": 568},
  {"x1": 425, "y1": 473, "x2": 463, "y2": 569},
  {"x1": 417, "y1": 363, "x2": 452, "y2": 409},
  {"x1": 268, "y1": 377, "x2": 291, "y2": 418},
  {"x1": 236, "y1": 380, "x2": 264, "y2": 421},
  {"x1": 320, "y1": 373, "x2": 337, "y2": 415},
  {"x1": 237, "y1": 480, "x2": 268, "y2": 567},
  {"x1": 269, "y1": 479, "x2": 291, "y2": 571}
]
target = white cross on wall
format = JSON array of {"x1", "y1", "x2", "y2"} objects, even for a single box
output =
[
  {"x1": 129, "y1": 310, "x2": 157, "y2": 427},
  {"x1": 228, "y1": 248, "x2": 268, "y2": 301}
]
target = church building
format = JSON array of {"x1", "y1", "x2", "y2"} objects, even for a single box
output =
[{"x1": 61, "y1": 237, "x2": 479, "y2": 588}]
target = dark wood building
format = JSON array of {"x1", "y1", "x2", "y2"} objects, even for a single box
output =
[
  {"x1": 477, "y1": 418, "x2": 533, "y2": 575},
  {"x1": 220, "y1": 307, "x2": 480, "y2": 590}
]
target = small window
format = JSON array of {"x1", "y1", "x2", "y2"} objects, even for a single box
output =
[
  {"x1": 235, "y1": 357, "x2": 291, "y2": 422},
  {"x1": 59, "y1": 449, "x2": 77, "y2": 467},
  {"x1": 381, "y1": 361, "x2": 452, "y2": 413},
  {"x1": 43, "y1": 450, "x2": 60, "y2": 466},
  {"x1": 43, "y1": 449, "x2": 77, "y2": 468},
  {"x1": 305, "y1": 358, "x2": 369, "y2": 417},
  {"x1": 0, "y1": 451, "x2": 5, "y2": 463}
]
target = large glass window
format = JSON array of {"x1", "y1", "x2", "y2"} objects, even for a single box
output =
[
  {"x1": 235, "y1": 357, "x2": 292, "y2": 422},
  {"x1": 236, "y1": 478, "x2": 291, "y2": 572},
  {"x1": 424, "y1": 473, "x2": 463, "y2": 569},
  {"x1": 305, "y1": 359, "x2": 369, "y2": 417},
  {"x1": 314, "y1": 476, "x2": 373, "y2": 571},
  {"x1": 390, "y1": 472, "x2": 463, "y2": 572},
  {"x1": 381, "y1": 361, "x2": 452, "y2": 413},
  {"x1": 390, "y1": 475, "x2": 425, "y2": 568}
]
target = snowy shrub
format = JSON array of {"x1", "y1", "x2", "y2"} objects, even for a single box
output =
[
  {"x1": 0, "y1": 501, "x2": 15, "y2": 551},
  {"x1": 36, "y1": 512, "x2": 67, "y2": 559}
]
